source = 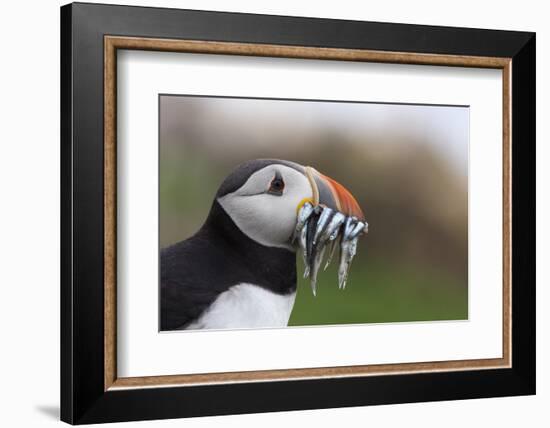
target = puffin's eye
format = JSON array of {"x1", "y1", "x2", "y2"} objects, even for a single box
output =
[{"x1": 268, "y1": 174, "x2": 285, "y2": 196}]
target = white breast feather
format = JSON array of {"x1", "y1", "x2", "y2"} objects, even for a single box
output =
[{"x1": 185, "y1": 283, "x2": 296, "y2": 330}]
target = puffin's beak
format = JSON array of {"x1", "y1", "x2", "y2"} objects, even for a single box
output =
[{"x1": 304, "y1": 166, "x2": 365, "y2": 222}]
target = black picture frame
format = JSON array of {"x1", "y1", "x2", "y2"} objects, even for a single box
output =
[{"x1": 61, "y1": 2, "x2": 535, "y2": 424}]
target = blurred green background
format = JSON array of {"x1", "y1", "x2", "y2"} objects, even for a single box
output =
[{"x1": 160, "y1": 95, "x2": 468, "y2": 326}]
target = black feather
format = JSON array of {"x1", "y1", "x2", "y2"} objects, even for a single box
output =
[{"x1": 160, "y1": 201, "x2": 297, "y2": 331}]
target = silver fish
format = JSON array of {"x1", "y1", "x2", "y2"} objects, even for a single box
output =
[
  {"x1": 309, "y1": 244, "x2": 326, "y2": 297},
  {"x1": 297, "y1": 205, "x2": 367, "y2": 294},
  {"x1": 293, "y1": 202, "x2": 314, "y2": 243},
  {"x1": 324, "y1": 235, "x2": 340, "y2": 271},
  {"x1": 306, "y1": 207, "x2": 321, "y2": 268},
  {"x1": 313, "y1": 206, "x2": 333, "y2": 245},
  {"x1": 299, "y1": 219, "x2": 310, "y2": 278},
  {"x1": 322, "y1": 212, "x2": 346, "y2": 243},
  {"x1": 349, "y1": 221, "x2": 366, "y2": 240},
  {"x1": 329, "y1": 228, "x2": 340, "y2": 242},
  {"x1": 338, "y1": 236, "x2": 358, "y2": 290},
  {"x1": 342, "y1": 216, "x2": 356, "y2": 241},
  {"x1": 321, "y1": 212, "x2": 346, "y2": 270}
]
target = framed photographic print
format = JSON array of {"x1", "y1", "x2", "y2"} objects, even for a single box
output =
[{"x1": 60, "y1": 2, "x2": 536, "y2": 424}]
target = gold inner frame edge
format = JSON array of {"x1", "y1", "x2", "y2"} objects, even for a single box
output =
[{"x1": 104, "y1": 35, "x2": 512, "y2": 391}]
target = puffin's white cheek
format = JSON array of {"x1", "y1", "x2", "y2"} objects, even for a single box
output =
[
  {"x1": 253, "y1": 194, "x2": 298, "y2": 245},
  {"x1": 217, "y1": 166, "x2": 312, "y2": 249},
  {"x1": 218, "y1": 193, "x2": 302, "y2": 249},
  {"x1": 270, "y1": 200, "x2": 299, "y2": 242}
]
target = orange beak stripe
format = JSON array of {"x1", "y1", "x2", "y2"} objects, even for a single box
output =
[
  {"x1": 303, "y1": 166, "x2": 365, "y2": 221},
  {"x1": 318, "y1": 172, "x2": 365, "y2": 221}
]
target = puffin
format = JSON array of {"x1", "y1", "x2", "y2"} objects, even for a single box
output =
[{"x1": 161, "y1": 159, "x2": 366, "y2": 331}]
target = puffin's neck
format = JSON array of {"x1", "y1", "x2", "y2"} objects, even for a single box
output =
[{"x1": 199, "y1": 201, "x2": 297, "y2": 295}]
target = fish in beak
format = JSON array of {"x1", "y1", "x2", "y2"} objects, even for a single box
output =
[{"x1": 294, "y1": 166, "x2": 368, "y2": 296}]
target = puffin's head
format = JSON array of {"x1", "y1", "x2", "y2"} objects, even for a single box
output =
[{"x1": 216, "y1": 159, "x2": 364, "y2": 250}]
